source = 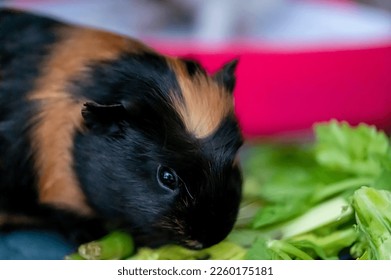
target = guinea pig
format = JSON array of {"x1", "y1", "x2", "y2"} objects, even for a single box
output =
[{"x1": 0, "y1": 8, "x2": 243, "y2": 250}]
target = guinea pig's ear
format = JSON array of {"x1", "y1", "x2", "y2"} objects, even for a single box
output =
[
  {"x1": 213, "y1": 59, "x2": 239, "y2": 93},
  {"x1": 82, "y1": 102, "x2": 128, "y2": 129}
]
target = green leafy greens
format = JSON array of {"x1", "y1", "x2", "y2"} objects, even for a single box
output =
[{"x1": 239, "y1": 120, "x2": 391, "y2": 260}]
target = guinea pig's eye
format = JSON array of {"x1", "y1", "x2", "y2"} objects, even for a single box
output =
[{"x1": 157, "y1": 165, "x2": 179, "y2": 191}]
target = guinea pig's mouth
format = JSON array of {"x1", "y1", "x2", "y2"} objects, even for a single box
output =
[
  {"x1": 180, "y1": 239, "x2": 204, "y2": 250},
  {"x1": 125, "y1": 222, "x2": 207, "y2": 250},
  {"x1": 129, "y1": 231, "x2": 204, "y2": 250},
  {"x1": 123, "y1": 208, "x2": 236, "y2": 251}
]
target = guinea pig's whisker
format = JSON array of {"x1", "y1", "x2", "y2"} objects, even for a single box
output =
[
  {"x1": 160, "y1": 217, "x2": 186, "y2": 237},
  {"x1": 180, "y1": 179, "x2": 194, "y2": 200}
]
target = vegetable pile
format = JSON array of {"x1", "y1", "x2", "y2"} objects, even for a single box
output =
[{"x1": 67, "y1": 120, "x2": 391, "y2": 260}]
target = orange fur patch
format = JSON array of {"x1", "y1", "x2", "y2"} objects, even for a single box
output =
[
  {"x1": 167, "y1": 59, "x2": 234, "y2": 139},
  {"x1": 28, "y1": 26, "x2": 150, "y2": 216}
]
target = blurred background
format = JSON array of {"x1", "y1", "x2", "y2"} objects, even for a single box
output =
[
  {"x1": 1, "y1": 0, "x2": 390, "y2": 43},
  {"x1": 0, "y1": 0, "x2": 390, "y2": 259}
]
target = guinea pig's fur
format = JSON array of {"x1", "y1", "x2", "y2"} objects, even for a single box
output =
[{"x1": 0, "y1": 9, "x2": 243, "y2": 249}]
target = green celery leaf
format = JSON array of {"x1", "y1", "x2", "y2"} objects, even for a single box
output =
[{"x1": 315, "y1": 120, "x2": 389, "y2": 177}]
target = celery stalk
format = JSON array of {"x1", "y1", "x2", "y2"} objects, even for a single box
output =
[
  {"x1": 352, "y1": 187, "x2": 391, "y2": 260},
  {"x1": 77, "y1": 231, "x2": 134, "y2": 260}
]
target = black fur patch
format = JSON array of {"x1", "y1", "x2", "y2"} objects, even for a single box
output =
[
  {"x1": 0, "y1": 9, "x2": 62, "y2": 214},
  {"x1": 71, "y1": 53, "x2": 182, "y2": 102},
  {"x1": 70, "y1": 52, "x2": 187, "y2": 138},
  {"x1": 214, "y1": 59, "x2": 238, "y2": 93},
  {"x1": 182, "y1": 58, "x2": 206, "y2": 77}
]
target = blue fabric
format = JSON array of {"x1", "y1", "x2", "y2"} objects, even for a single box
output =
[{"x1": 0, "y1": 230, "x2": 76, "y2": 260}]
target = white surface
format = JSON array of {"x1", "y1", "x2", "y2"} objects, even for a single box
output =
[{"x1": 3, "y1": 0, "x2": 391, "y2": 44}]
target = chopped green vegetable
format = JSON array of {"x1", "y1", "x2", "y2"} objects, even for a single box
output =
[
  {"x1": 241, "y1": 120, "x2": 391, "y2": 260},
  {"x1": 269, "y1": 196, "x2": 353, "y2": 239},
  {"x1": 351, "y1": 187, "x2": 391, "y2": 260},
  {"x1": 64, "y1": 253, "x2": 85, "y2": 260},
  {"x1": 76, "y1": 231, "x2": 134, "y2": 260},
  {"x1": 315, "y1": 120, "x2": 389, "y2": 177},
  {"x1": 130, "y1": 241, "x2": 246, "y2": 260}
]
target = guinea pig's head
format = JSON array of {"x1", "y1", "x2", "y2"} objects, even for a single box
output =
[{"x1": 75, "y1": 53, "x2": 243, "y2": 249}]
